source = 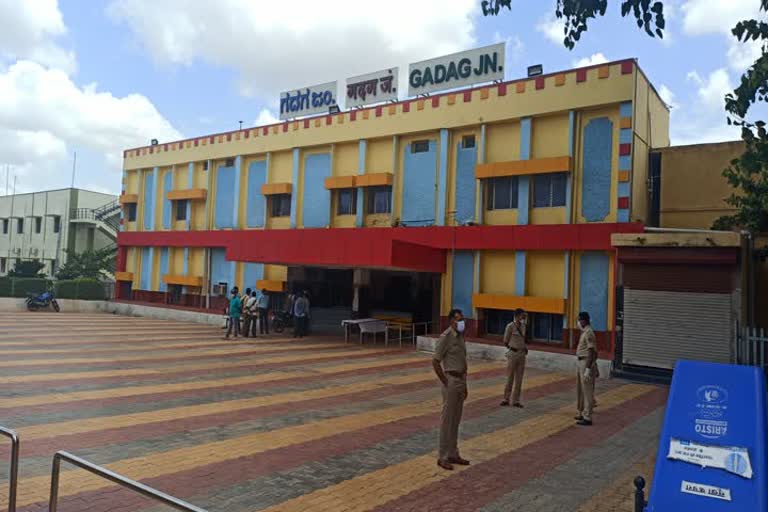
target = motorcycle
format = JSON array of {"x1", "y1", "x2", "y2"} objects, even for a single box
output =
[
  {"x1": 25, "y1": 290, "x2": 60, "y2": 312},
  {"x1": 271, "y1": 310, "x2": 292, "y2": 333}
]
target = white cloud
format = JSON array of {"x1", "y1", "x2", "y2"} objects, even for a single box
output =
[
  {"x1": 659, "y1": 84, "x2": 677, "y2": 109},
  {"x1": 681, "y1": 0, "x2": 760, "y2": 36},
  {"x1": 254, "y1": 108, "x2": 279, "y2": 127},
  {"x1": 727, "y1": 39, "x2": 764, "y2": 71},
  {"x1": 108, "y1": 0, "x2": 477, "y2": 99},
  {"x1": 0, "y1": 61, "x2": 182, "y2": 185},
  {"x1": 573, "y1": 53, "x2": 609, "y2": 68},
  {"x1": 688, "y1": 68, "x2": 732, "y2": 110},
  {"x1": 0, "y1": 0, "x2": 76, "y2": 73},
  {"x1": 536, "y1": 15, "x2": 563, "y2": 45}
]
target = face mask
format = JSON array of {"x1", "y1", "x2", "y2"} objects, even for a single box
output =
[{"x1": 456, "y1": 320, "x2": 466, "y2": 333}]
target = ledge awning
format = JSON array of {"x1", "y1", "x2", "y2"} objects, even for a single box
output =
[
  {"x1": 167, "y1": 189, "x2": 207, "y2": 201},
  {"x1": 475, "y1": 156, "x2": 572, "y2": 179},
  {"x1": 472, "y1": 293, "x2": 566, "y2": 314},
  {"x1": 115, "y1": 271, "x2": 134, "y2": 282},
  {"x1": 324, "y1": 173, "x2": 393, "y2": 190},
  {"x1": 261, "y1": 183, "x2": 292, "y2": 195},
  {"x1": 162, "y1": 274, "x2": 204, "y2": 287},
  {"x1": 256, "y1": 279, "x2": 285, "y2": 292},
  {"x1": 119, "y1": 194, "x2": 138, "y2": 204}
]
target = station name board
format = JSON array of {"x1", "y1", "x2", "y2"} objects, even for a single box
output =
[
  {"x1": 408, "y1": 43, "x2": 505, "y2": 96},
  {"x1": 279, "y1": 81, "x2": 338, "y2": 120},
  {"x1": 345, "y1": 68, "x2": 399, "y2": 109}
]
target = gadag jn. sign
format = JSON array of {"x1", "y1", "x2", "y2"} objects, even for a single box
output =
[
  {"x1": 408, "y1": 43, "x2": 505, "y2": 96},
  {"x1": 279, "y1": 81, "x2": 338, "y2": 120}
]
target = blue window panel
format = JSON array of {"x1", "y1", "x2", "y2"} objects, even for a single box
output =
[
  {"x1": 402, "y1": 140, "x2": 437, "y2": 226},
  {"x1": 455, "y1": 143, "x2": 477, "y2": 224},
  {"x1": 619, "y1": 128, "x2": 632, "y2": 145},
  {"x1": 140, "y1": 247, "x2": 153, "y2": 290},
  {"x1": 514, "y1": 251, "x2": 526, "y2": 296},
  {"x1": 581, "y1": 118, "x2": 613, "y2": 222},
  {"x1": 291, "y1": 148, "x2": 300, "y2": 228},
  {"x1": 437, "y1": 129, "x2": 449, "y2": 226},
  {"x1": 619, "y1": 155, "x2": 632, "y2": 171},
  {"x1": 617, "y1": 209, "x2": 630, "y2": 223},
  {"x1": 302, "y1": 153, "x2": 332, "y2": 228},
  {"x1": 620, "y1": 101, "x2": 633, "y2": 118},
  {"x1": 159, "y1": 248, "x2": 169, "y2": 292},
  {"x1": 143, "y1": 170, "x2": 155, "y2": 231},
  {"x1": 214, "y1": 165, "x2": 235, "y2": 228},
  {"x1": 162, "y1": 172, "x2": 172, "y2": 229},
  {"x1": 246, "y1": 160, "x2": 267, "y2": 227},
  {"x1": 243, "y1": 263, "x2": 264, "y2": 291},
  {"x1": 579, "y1": 252, "x2": 609, "y2": 331},
  {"x1": 451, "y1": 251, "x2": 474, "y2": 318},
  {"x1": 618, "y1": 181, "x2": 631, "y2": 197},
  {"x1": 210, "y1": 248, "x2": 229, "y2": 288}
]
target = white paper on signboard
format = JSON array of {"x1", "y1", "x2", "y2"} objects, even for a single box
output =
[
  {"x1": 680, "y1": 481, "x2": 732, "y2": 501},
  {"x1": 668, "y1": 438, "x2": 753, "y2": 479}
]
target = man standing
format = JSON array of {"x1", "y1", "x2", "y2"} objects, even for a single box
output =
[
  {"x1": 224, "y1": 289, "x2": 242, "y2": 339},
  {"x1": 432, "y1": 308, "x2": 470, "y2": 471},
  {"x1": 242, "y1": 288, "x2": 254, "y2": 338},
  {"x1": 575, "y1": 311, "x2": 597, "y2": 426},
  {"x1": 258, "y1": 288, "x2": 270, "y2": 334},
  {"x1": 500, "y1": 308, "x2": 528, "y2": 408},
  {"x1": 293, "y1": 291, "x2": 309, "y2": 338}
]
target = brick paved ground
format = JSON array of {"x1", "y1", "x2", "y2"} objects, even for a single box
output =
[{"x1": 0, "y1": 312, "x2": 664, "y2": 512}]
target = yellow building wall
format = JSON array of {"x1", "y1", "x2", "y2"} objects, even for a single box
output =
[
  {"x1": 531, "y1": 114, "x2": 569, "y2": 159},
  {"x1": 480, "y1": 251, "x2": 516, "y2": 295},
  {"x1": 526, "y1": 252, "x2": 565, "y2": 298},
  {"x1": 659, "y1": 141, "x2": 742, "y2": 229},
  {"x1": 631, "y1": 135, "x2": 649, "y2": 224},
  {"x1": 125, "y1": 170, "x2": 139, "y2": 194},
  {"x1": 367, "y1": 138, "x2": 392, "y2": 172},
  {"x1": 265, "y1": 264, "x2": 287, "y2": 282},
  {"x1": 334, "y1": 143, "x2": 358, "y2": 176},
  {"x1": 530, "y1": 207, "x2": 567, "y2": 225},
  {"x1": 189, "y1": 248, "x2": 205, "y2": 278},
  {"x1": 485, "y1": 122, "x2": 520, "y2": 163},
  {"x1": 270, "y1": 150, "x2": 293, "y2": 184}
]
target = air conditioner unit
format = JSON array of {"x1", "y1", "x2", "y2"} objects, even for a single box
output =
[
  {"x1": 31, "y1": 248, "x2": 39, "y2": 256},
  {"x1": 212, "y1": 283, "x2": 228, "y2": 296},
  {"x1": 12, "y1": 248, "x2": 21, "y2": 255}
]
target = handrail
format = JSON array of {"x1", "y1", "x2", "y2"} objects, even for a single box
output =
[
  {"x1": 0, "y1": 426, "x2": 19, "y2": 512},
  {"x1": 48, "y1": 451, "x2": 208, "y2": 512}
]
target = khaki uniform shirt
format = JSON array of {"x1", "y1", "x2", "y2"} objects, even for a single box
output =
[
  {"x1": 576, "y1": 326, "x2": 597, "y2": 358},
  {"x1": 503, "y1": 321, "x2": 526, "y2": 352},
  {"x1": 434, "y1": 327, "x2": 467, "y2": 374}
]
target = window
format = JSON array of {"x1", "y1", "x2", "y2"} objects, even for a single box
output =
[
  {"x1": 486, "y1": 176, "x2": 519, "y2": 210},
  {"x1": 34, "y1": 217, "x2": 42, "y2": 234},
  {"x1": 225, "y1": 158, "x2": 235, "y2": 167},
  {"x1": 52, "y1": 216, "x2": 61, "y2": 233},
  {"x1": 175, "y1": 200, "x2": 188, "y2": 221},
  {"x1": 366, "y1": 186, "x2": 392, "y2": 214},
  {"x1": 533, "y1": 173, "x2": 568, "y2": 208},
  {"x1": 270, "y1": 194, "x2": 291, "y2": 217},
  {"x1": 484, "y1": 309, "x2": 517, "y2": 336},
  {"x1": 0, "y1": 258, "x2": 5, "y2": 274},
  {"x1": 202, "y1": 161, "x2": 209, "y2": 171},
  {"x1": 461, "y1": 135, "x2": 476, "y2": 149},
  {"x1": 126, "y1": 203, "x2": 137, "y2": 222},
  {"x1": 531, "y1": 313, "x2": 564, "y2": 343},
  {"x1": 16, "y1": 218, "x2": 23, "y2": 234},
  {"x1": 1, "y1": 219, "x2": 7, "y2": 234},
  {"x1": 412, "y1": 140, "x2": 430, "y2": 153},
  {"x1": 336, "y1": 188, "x2": 357, "y2": 216}
]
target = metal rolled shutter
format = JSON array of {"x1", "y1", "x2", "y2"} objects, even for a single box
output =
[{"x1": 622, "y1": 288, "x2": 733, "y2": 369}]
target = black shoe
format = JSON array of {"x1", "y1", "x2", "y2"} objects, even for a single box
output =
[
  {"x1": 574, "y1": 415, "x2": 584, "y2": 421},
  {"x1": 512, "y1": 402, "x2": 523, "y2": 409},
  {"x1": 499, "y1": 400, "x2": 510, "y2": 407},
  {"x1": 576, "y1": 419, "x2": 593, "y2": 426}
]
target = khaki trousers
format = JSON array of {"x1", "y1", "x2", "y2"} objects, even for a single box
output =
[
  {"x1": 438, "y1": 374, "x2": 466, "y2": 461},
  {"x1": 576, "y1": 359, "x2": 595, "y2": 421},
  {"x1": 503, "y1": 351, "x2": 526, "y2": 403}
]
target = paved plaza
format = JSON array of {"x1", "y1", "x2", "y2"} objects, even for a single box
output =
[{"x1": 0, "y1": 312, "x2": 665, "y2": 511}]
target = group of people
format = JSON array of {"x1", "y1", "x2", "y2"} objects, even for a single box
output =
[
  {"x1": 432, "y1": 307, "x2": 599, "y2": 471},
  {"x1": 223, "y1": 286, "x2": 271, "y2": 339}
]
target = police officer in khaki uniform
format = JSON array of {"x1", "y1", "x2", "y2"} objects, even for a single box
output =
[
  {"x1": 500, "y1": 308, "x2": 528, "y2": 407},
  {"x1": 432, "y1": 308, "x2": 470, "y2": 471},
  {"x1": 575, "y1": 311, "x2": 597, "y2": 426}
]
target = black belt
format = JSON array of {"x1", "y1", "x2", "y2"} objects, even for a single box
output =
[
  {"x1": 446, "y1": 371, "x2": 466, "y2": 378},
  {"x1": 578, "y1": 356, "x2": 588, "y2": 361}
]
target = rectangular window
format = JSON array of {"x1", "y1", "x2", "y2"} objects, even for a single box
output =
[
  {"x1": 126, "y1": 203, "x2": 137, "y2": 222},
  {"x1": 270, "y1": 194, "x2": 291, "y2": 217},
  {"x1": 412, "y1": 140, "x2": 430, "y2": 153},
  {"x1": 34, "y1": 217, "x2": 42, "y2": 234},
  {"x1": 16, "y1": 218, "x2": 23, "y2": 234},
  {"x1": 225, "y1": 158, "x2": 235, "y2": 167},
  {"x1": 175, "y1": 200, "x2": 188, "y2": 221},
  {"x1": 461, "y1": 135, "x2": 476, "y2": 149},
  {"x1": 2, "y1": 219, "x2": 7, "y2": 234},
  {"x1": 366, "y1": 186, "x2": 392, "y2": 214},
  {"x1": 484, "y1": 309, "x2": 517, "y2": 336},
  {"x1": 0, "y1": 258, "x2": 5, "y2": 274},
  {"x1": 52, "y1": 216, "x2": 61, "y2": 233},
  {"x1": 533, "y1": 173, "x2": 568, "y2": 208},
  {"x1": 336, "y1": 188, "x2": 357, "y2": 215},
  {"x1": 531, "y1": 313, "x2": 564, "y2": 343},
  {"x1": 486, "y1": 176, "x2": 519, "y2": 210},
  {"x1": 203, "y1": 161, "x2": 209, "y2": 171}
]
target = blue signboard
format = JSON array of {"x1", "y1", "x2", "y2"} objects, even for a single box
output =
[{"x1": 646, "y1": 360, "x2": 767, "y2": 511}]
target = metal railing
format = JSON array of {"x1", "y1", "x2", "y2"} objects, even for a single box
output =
[
  {"x1": 0, "y1": 427, "x2": 19, "y2": 512},
  {"x1": 49, "y1": 451, "x2": 208, "y2": 512},
  {"x1": 93, "y1": 199, "x2": 120, "y2": 220},
  {"x1": 70, "y1": 208, "x2": 120, "y2": 233},
  {"x1": 736, "y1": 325, "x2": 768, "y2": 372}
]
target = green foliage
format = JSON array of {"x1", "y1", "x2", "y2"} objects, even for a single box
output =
[
  {"x1": 481, "y1": 0, "x2": 665, "y2": 49},
  {"x1": 8, "y1": 259, "x2": 46, "y2": 278},
  {"x1": 55, "y1": 246, "x2": 116, "y2": 280},
  {"x1": 55, "y1": 279, "x2": 108, "y2": 300},
  {"x1": 0, "y1": 277, "x2": 51, "y2": 297}
]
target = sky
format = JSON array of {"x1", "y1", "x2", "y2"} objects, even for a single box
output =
[{"x1": 0, "y1": 0, "x2": 762, "y2": 195}]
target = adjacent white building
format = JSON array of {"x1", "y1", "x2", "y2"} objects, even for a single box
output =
[{"x1": 0, "y1": 188, "x2": 118, "y2": 277}]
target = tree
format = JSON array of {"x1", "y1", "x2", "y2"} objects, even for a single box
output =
[
  {"x1": 55, "y1": 247, "x2": 116, "y2": 280},
  {"x1": 8, "y1": 259, "x2": 46, "y2": 278},
  {"x1": 483, "y1": 1, "x2": 768, "y2": 233}
]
